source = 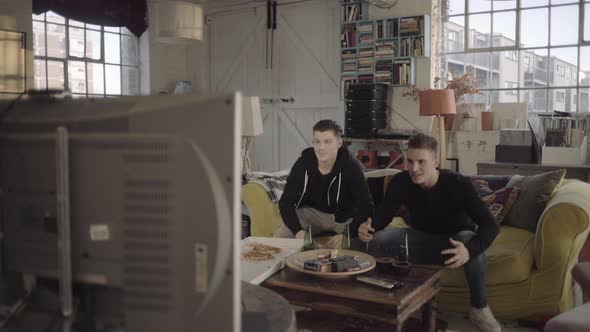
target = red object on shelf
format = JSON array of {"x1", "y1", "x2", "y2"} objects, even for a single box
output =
[
  {"x1": 388, "y1": 151, "x2": 405, "y2": 170},
  {"x1": 357, "y1": 150, "x2": 377, "y2": 169}
]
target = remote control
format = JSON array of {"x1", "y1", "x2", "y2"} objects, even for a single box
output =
[{"x1": 356, "y1": 276, "x2": 402, "y2": 289}]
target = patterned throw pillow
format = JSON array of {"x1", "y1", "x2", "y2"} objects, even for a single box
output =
[
  {"x1": 472, "y1": 179, "x2": 494, "y2": 196},
  {"x1": 481, "y1": 186, "x2": 521, "y2": 225}
]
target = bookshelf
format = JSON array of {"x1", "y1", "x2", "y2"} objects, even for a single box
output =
[{"x1": 340, "y1": 1, "x2": 430, "y2": 96}]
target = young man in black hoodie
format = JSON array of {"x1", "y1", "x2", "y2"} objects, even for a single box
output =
[
  {"x1": 356, "y1": 133, "x2": 501, "y2": 332},
  {"x1": 277, "y1": 120, "x2": 374, "y2": 249}
]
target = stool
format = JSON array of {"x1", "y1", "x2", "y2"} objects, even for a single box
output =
[{"x1": 544, "y1": 263, "x2": 590, "y2": 332}]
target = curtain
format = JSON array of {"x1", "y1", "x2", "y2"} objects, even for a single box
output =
[{"x1": 33, "y1": 0, "x2": 147, "y2": 37}]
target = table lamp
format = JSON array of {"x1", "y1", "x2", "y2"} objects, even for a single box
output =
[
  {"x1": 419, "y1": 89, "x2": 456, "y2": 169},
  {"x1": 242, "y1": 96, "x2": 264, "y2": 174}
]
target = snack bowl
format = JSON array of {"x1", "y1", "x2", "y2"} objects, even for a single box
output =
[
  {"x1": 375, "y1": 257, "x2": 395, "y2": 273},
  {"x1": 391, "y1": 260, "x2": 412, "y2": 276}
]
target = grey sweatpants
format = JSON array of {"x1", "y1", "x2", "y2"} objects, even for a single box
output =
[{"x1": 275, "y1": 207, "x2": 349, "y2": 238}]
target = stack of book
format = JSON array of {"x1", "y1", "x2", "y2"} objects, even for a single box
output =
[
  {"x1": 358, "y1": 23, "x2": 374, "y2": 46},
  {"x1": 358, "y1": 48, "x2": 374, "y2": 72},
  {"x1": 375, "y1": 41, "x2": 394, "y2": 58},
  {"x1": 399, "y1": 17, "x2": 423, "y2": 36},
  {"x1": 341, "y1": 49, "x2": 357, "y2": 75},
  {"x1": 375, "y1": 60, "x2": 393, "y2": 83}
]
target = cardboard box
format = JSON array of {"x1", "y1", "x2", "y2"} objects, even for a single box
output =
[
  {"x1": 499, "y1": 129, "x2": 532, "y2": 146},
  {"x1": 456, "y1": 131, "x2": 500, "y2": 175},
  {"x1": 542, "y1": 146, "x2": 581, "y2": 165}
]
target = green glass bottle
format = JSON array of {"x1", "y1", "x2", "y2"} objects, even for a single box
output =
[
  {"x1": 303, "y1": 224, "x2": 314, "y2": 251},
  {"x1": 341, "y1": 223, "x2": 351, "y2": 250},
  {"x1": 399, "y1": 232, "x2": 409, "y2": 262}
]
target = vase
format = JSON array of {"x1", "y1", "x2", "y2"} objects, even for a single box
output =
[
  {"x1": 452, "y1": 103, "x2": 486, "y2": 131},
  {"x1": 481, "y1": 112, "x2": 494, "y2": 131}
]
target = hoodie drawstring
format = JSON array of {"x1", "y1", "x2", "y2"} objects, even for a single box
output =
[
  {"x1": 327, "y1": 172, "x2": 343, "y2": 208},
  {"x1": 336, "y1": 173, "x2": 342, "y2": 204},
  {"x1": 296, "y1": 170, "x2": 308, "y2": 209}
]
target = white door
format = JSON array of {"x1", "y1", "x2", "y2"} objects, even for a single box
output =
[{"x1": 209, "y1": 1, "x2": 342, "y2": 172}]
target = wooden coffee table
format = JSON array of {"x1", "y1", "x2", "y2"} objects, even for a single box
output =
[{"x1": 263, "y1": 266, "x2": 441, "y2": 332}]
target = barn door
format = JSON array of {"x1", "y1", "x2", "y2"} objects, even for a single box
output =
[{"x1": 210, "y1": 1, "x2": 342, "y2": 172}]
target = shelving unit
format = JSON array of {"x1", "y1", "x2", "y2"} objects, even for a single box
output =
[
  {"x1": 343, "y1": 137, "x2": 408, "y2": 146},
  {"x1": 340, "y1": 0, "x2": 430, "y2": 96}
]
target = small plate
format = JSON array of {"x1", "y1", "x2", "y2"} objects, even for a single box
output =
[{"x1": 285, "y1": 249, "x2": 376, "y2": 278}]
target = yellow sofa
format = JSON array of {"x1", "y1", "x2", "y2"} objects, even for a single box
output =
[{"x1": 242, "y1": 174, "x2": 590, "y2": 320}]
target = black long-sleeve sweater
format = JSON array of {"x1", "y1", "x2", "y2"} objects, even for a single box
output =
[
  {"x1": 279, "y1": 147, "x2": 375, "y2": 235},
  {"x1": 359, "y1": 169, "x2": 499, "y2": 259}
]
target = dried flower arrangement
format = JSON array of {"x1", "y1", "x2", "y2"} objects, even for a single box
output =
[{"x1": 403, "y1": 68, "x2": 483, "y2": 103}]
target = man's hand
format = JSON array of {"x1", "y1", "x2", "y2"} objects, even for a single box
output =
[
  {"x1": 358, "y1": 218, "x2": 375, "y2": 243},
  {"x1": 441, "y1": 238, "x2": 470, "y2": 269},
  {"x1": 326, "y1": 234, "x2": 343, "y2": 249},
  {"x1": 295, "y1": 230, "x2": 305, "y2": 239}
]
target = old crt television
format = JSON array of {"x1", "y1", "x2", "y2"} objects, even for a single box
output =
[{"x1": 0, "y1": 92, "x2": 242, "y2": 331}]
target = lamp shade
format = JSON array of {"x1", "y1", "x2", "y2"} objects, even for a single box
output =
[
  {"x1": 157, "y1": 1, "x2": 203, "y2": 42},
  {"x1": 242, "y1": 96, "x2": 264, "y2": 136},
  {"x1": 419, "y1": 89, "x2": 456, "y2": 116}
]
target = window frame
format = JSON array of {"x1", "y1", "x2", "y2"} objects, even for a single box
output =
[
  {"x1": 556, "y1": 91, "x2": 565, "y2": 102},
  {"x1": 442, "y1": 0, "x2": 590, "y2": 112},
  {"x1": 32, "y1": 11, "x2": 139, "y2": 98},
  {"x1": 505, "y1": 81, "x2": 518, "y2": 95}
]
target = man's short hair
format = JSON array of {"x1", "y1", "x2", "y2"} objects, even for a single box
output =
[
  {"x1": 313, "y1": 120, "x2": 343, "y2": 137},
  {"x1": 408, "y1": 132, "x2": 438, "y2": 155}
]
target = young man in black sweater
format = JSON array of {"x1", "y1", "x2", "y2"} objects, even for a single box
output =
[
  {"x1": 277, "y1": 120, "x2": 374, "y2": 249},
  {"x1": 356, "y1": 133, "x2": 501, "y2": 332}
]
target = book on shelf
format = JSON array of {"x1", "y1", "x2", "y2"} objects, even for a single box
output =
[
  {"x1": 358, "y1": 49, "x2": 374, "y2": 58},
  {"x1": 375, "y1": 41, "x2": 394, "y2": 58},
  {"x1": 342, "y1": 5, "x2": 361, "y2": 22},
  {"x1": 339, "y1": 11, "x2": 429, "y2": 93},
  {"x1": 358, "y1": 74, "x2": 374, "y2": 83},
  {"x1": 341, "y1": 49, "x2": 357, "y2": 60},
  {"x1": 376, "y1": 18, "x2": 398, "y2": 39},
  {"x1": 341, "y1": 76, "x2": 358, "y2": 98},
  {"x1": 393, "y1": 59, "x2": 411, "y2": 85},
  {"x1": 341, "y1": 25, "x2": 357, "y2": 48},
  {"x1": 399, "y1": 17, "x2": 424, "y2": 36},
  {"x1": 358, "y1": 24, "x2": 373, "y2": 32},
  {"x1": 399, "y1": 37, "x2": 424, "y2": 57}
]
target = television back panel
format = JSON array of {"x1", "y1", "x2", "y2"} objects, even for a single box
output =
[{"x1": 1, "y1": 92, "x2": 241, "y2": 332}]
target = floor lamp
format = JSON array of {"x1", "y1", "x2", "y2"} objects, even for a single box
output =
[
  {"x1": 419, "y1": 89, "x2": 456, "y2": 169},
  {"x1": 242, "y1": 96, "x2": 264, "y2": 175}
]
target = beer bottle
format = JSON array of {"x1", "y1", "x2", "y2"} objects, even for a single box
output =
[
  {"x1": 341, "y1": 223, "x2": 352, "y2": 250},
  {"x1": 399, "y1": 232, "x2": 409, "y2": 262},
  {"x1": 303, "y1": 224, "x2": 314, "y2": 251}
]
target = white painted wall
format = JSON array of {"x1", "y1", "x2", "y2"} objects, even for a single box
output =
[{"x1": 145, "y1": 1, "x2": 209, "y2": 95}]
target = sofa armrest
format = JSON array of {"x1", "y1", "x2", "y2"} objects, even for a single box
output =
[
  {"x1": 534, "y1": 180, "x2": 590, "y2": 272},
  {"x1": 242, "y1": 182, "x2": 283, "y2": 237}
]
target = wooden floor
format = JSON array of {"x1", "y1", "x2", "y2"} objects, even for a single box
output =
[
  {"x1": 294, "y1": 309, "x2": 448, "y2": 332},
  {"x1": 294, "y1": 309, "x2": 542, "y2": 332}
]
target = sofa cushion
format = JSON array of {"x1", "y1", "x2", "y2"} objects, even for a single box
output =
[
  {"x1": 503, "y1": 169, "x2": 566, "y2": 233},
  {"x1": 481, "y1": 186, "x2": 521, "y2": 225},
  {"x1": 441, "y1": 226, "x2": 534, "y2": 287},
  {"x1": 470, "y1": 175, "x2": 512, "y2": 191},
  {"x1": 472, "y1": 179, "x2": 521, "y2": 224}
]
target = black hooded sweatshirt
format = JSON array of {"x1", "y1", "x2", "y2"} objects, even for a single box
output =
[{"x1": 278, "y1": 147, "x2": 374, "y2": 236}]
